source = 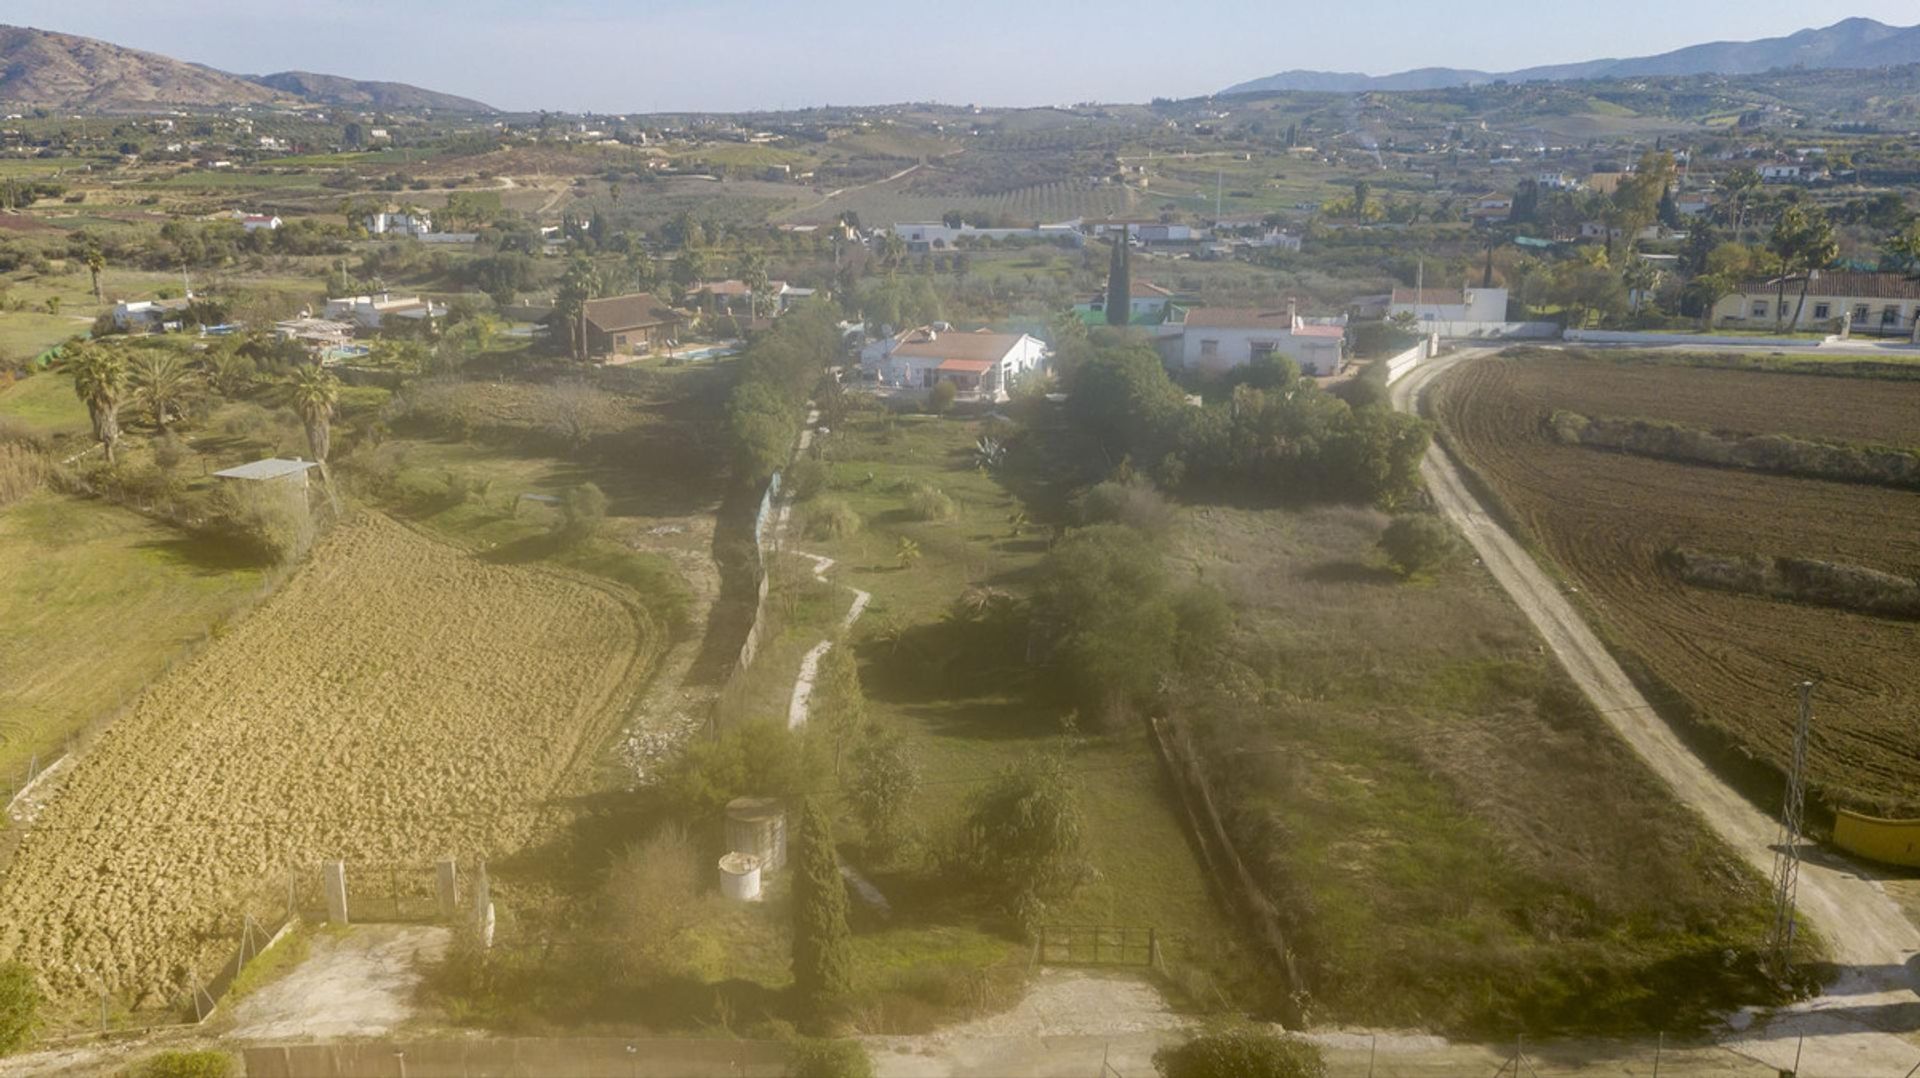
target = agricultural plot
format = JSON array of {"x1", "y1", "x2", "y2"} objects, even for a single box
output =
[
  {"x1": 1433, "y1": 353, "x2": 1920, "y2": 814},
  {"x1": 0, "y1": 513, "x2": 658, "y2": 1006},
  {"x1": 781, "y1": 173, "x2": 1134, "y2": 226}
]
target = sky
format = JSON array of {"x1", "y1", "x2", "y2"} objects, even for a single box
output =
[{"x1": 8, "y1": 0, "x2": 1919, "y2": 113}]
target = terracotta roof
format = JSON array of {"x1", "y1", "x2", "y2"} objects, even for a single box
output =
[
  {"x1": 1292, "y1": 325, "x2": 1346, "y2": 338},
  {"x1": 1734, "y1": 272, "x2": 1920, "y2": 301},
  {"x1": 890, "y1": 329, "x2": 1027, "y2": 363},
  {"x1": 583, "y1": 292, "x2": 682, "y2": 332},
  {"x1": 1391, "y1": 288, "x2": 1466, "y2": 305},
  {"x1": 936, "y1": 359, "x2": 995, "y2": 373},
  {"x1": 1183, "y1": 308, "x2": 1338, "y2": 333}
]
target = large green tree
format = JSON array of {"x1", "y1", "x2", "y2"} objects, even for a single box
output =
[
  {"x1": 791, "y1": 798, "x2": 853, "y2": 1024},
  {"x1": 129, "y1": 350, "x2": 198, "y2": 433},
  {"x1": 1768, "y1": 204, "x2": 1839, "y2": 330}
]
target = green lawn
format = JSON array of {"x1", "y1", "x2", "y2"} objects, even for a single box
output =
[
  {"x1": 0, "y1": 493, "x2": 268, "y2": 790},
  {"x1": 0, "y1": 371, "x2": 88, "y2": 437}
]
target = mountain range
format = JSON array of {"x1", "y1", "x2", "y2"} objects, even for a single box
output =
[
  {"x1": 0, "y1": 25, "x2": 494, "y2": 112},
  {"x1": 1221, "y1": 17, "x2": 1920, "y2": 95}
]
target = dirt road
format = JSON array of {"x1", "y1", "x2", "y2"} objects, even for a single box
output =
[{"x1": 1394, "y1": 348, "x2": 1920, "y2": 1072}]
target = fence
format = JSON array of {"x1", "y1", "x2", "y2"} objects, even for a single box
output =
[
  {"x1": 1382, "y1": 334, "x2": 1439, "y2": 385},
  {"x1": 1564, "y1": 327, "x2": 1840, "y2": 348},
  {"x1": 1420, "y1": 320, "x2": 1561, "y2": 340},
  {"x1": 731, "y1": 470, "x2": 782, "y2": 678},
  {"x1": 1035, "y1": 924, "x2": 1160, "y2": 967}
]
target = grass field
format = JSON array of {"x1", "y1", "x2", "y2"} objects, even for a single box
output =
[
  {"x1": 0, "y1": 494, "x2": 269, "y2": 795},
  {"x1": 1433, "y1": 352, "x2": 1920, "y2": 815},
  {"x1": 1170, "y1": 503, "x2": 1783, "y2": 1034},
  {"x1": 0, "y1": 512, "x2": 660, "y2": 1008},
  {"x1": 0, "y1": 372, "x2": 88, "y2": 436}
]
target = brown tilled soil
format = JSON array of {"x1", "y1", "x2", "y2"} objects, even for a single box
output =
[
  {"x1": 0, "y1": 513, "x2": 654, "y2": 1006},
  {"x1": 1434, "y1": 354, "x2": 1920, "y2": 813}
]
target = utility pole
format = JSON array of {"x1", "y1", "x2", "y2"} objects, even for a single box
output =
[
  {"x1": 1215, "y1": 170, "x2": 1223, "y2": 219},
  {"x1": 1768, "y1": 681, "x2": 1814, "y2": 978}
]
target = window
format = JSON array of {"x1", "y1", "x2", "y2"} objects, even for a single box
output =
[
  {"x1": 1812, "y1": 303, "x2": 1830, "y2": 320},
  {"x1": 1199, "y1": 339, "x2": 1219, "y2": 357},
  {"x1": 1883, "y1": 306, "x2": 1900, "y2": 325},
  {"x1": 1854, "y1": 304, "x2": 1871, "y2": 323},
  {"x1": 1250, "y1": 341, "x2": 1278, "y2": 361},
  {"x1": 1751, "y1": 301, "x2": 1768, "y2": 318}
]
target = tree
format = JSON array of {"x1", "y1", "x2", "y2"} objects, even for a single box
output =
[
  {"x1": 1768, "y1": 204, "x2": 1838, "y2": 330},
  {"x1": 1883, "y1": 217, "x2": 1920, "y2": 276},
  {"x1": 959, "y1": 752, "x2": 1085, "y2": 932},
  {"x1": 0, "y1": 961, "x2": 38, "y2": 1056},
  {"x1": 927, "y1": 378, "x2": 957, "y2": 414},
  {"x1": 1153, "y1": 1028, "x2": 1327, "y2": 1078},
  {"x1": 84, "y1": 242, "x2": 106, "y2": 305},
  {"x1": 791, "y1": 798, "x2": 853, "y2": 1024},
  {"x1": 1723, "y1": 166, "x2": 1761, "y2": 237},
  {"x1": 845, "y1": 725, "x2": 919, "y2": 860},
  {"x1": 811, "y1": 644, "x2": 866, "y2": 776},
  {"x1": 1351, "y1": 179, "x2": 1371, "y2": 219},
  {"x1": 555, "y1": 257, "x2": 600, "y2": 360},
  {"x1": 287, "y1": 365, "x2": 340, "y2": 505},
  {"x1": 1379, "y1": 513, "x2": 1457, "y2": 577},
  {"x1": 1104, "y1": 234, "x2": 1131, "y2": 327},
  {"x1": 129, "y1": 350, "x2": 198, "y2": 433},
  {"x1": 64, "y1": 341, "x2": 125, "y2": 463}
]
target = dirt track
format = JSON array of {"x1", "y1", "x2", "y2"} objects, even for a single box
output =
[{"x1": 1395, "y1": 349, "x2": 1920, "y2": 1071}]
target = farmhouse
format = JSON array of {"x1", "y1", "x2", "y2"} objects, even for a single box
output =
[
  {"x1": 860, "y1": 325, "x2": 1047, "y2": 397},
  {"x1": 240, "y1": 213, "x2": 281, "y2": 232},
  {"x1": 1170, "y1": 304, "x2": 1347, "y2": 377},
  {"x1": 1073, "y1": 279, "x2": 1177, "y2": 325},
  {"x1": 324, "y1": 293, "x2": 443, "y2": 331},
  {"x1": 366, "y1": 210, "x2": 432, "y2": 237},
  {"x1": 1711, "y1": 271, "x2": 1920, "y2": 338},
  {"x1": 581, "y1": 292, "x2": 685, "y2": 355},
  {"x1": 1390, "y1": 286, "x2": 1508, "y2": 324},
  {"x1": 110, "y1": 297, "x2": 193, "y2": 332}
]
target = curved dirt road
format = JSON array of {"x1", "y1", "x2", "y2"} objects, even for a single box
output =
[{"x1": 1395, "y1": 348, "x2": 1920, "y2": 1072}]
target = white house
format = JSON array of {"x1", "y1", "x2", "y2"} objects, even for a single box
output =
[
  {"x1": 860, "y1": 325, "x2": 1048, "y2": 397},
  {"x1": 1172, "y1": 305, "x2": 1346, "y2": 377},
  {"x1": 110, "y1": 297, "x2": 193, "y2": 332},
  {"x1": 241, "y1": 214, "x2": 281, "y2": 232},
  {"x1": 1760, "y1": 163, "x2": 1826, "y2": 185},
  {"x1": 1390, "y1": 287, "x2": 1508, "y2": 324},
  {"x1": 1535, "y1": 171, "x2": 1582, "y2": 191},
  {"x1": 323, "y1": 293, "x2": 444, "y2": 331},
  {"x1": 367, "y1": 211, "x2": 432, "y2": 237}
]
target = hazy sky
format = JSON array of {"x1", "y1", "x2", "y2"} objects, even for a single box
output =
[{"x1": 10, "y1": 1, "x2": 1918, "y2": 112}]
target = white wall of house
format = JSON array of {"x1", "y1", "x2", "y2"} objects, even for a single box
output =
[
  {"x1": 1175, "y1": 327, "x2": 1344, "y2": 377},
  {"x1": 1390, "y1": 288, "x2": 1508, "y2": 324}
]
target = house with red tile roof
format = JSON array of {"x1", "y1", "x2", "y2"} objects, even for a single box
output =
[
  {"x1": 859, "y1": 324, "x2": 1048, "y2": 398},
  {"x1": 1171, "y1": 303, "x2": 1347, "y2": 376}
]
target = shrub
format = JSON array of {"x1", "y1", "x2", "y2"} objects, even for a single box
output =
[
  {"x1": 954, "y1": 752, "x2": 1086, "y2": 934},
  {"x1": 786, "y1": 457, "x2": 829, "y2": 501},
  {"x1": 1072, "y1": 478, "x2": 1176, "y2": 539},
  {"x1": 786, "y1": 1037, "x2": 873, "y2": 1078},
  {"x1": 0, "y1": 961, "x2": 39, "y2": 1055},
  {"x1": 1153, "y1": 1028, "x2": 1326, "y2": 1078},
  {"x1": 803, "y1": 498, "x2": 863, "y2": 541},
  {"x1": 0, "y1": 442, "x2": 47, "y2": 509},
  {"x1": 392, "y1": 467, "x2": 454, "y2": 510},
  {"x1": 151, "y1": 431, "x2": 190, "y2": 473},
  {"x1": 904, "y1": 483, "x2": 957, "y2": 523},
  {"x1": 1379, "y1": 513, "x2": 1457, "y2": 577},
  {"x1": 553, "y1": 482, "x2": 608, "y2": 545},
  {"x1": 203, "y1": 480, "x2": 314, "y2": 565},
  {"x1": 926, "y1": 379, "x2": 957, "y2": 415},
  {"x1": 604, "y1": 824, "x2": 704, "y2": 982},
  {"x1": 132, "y1": 1050, "x2": 236, "y2": 1078}
]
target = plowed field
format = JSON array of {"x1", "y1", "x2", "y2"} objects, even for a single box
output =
[
  {"x1": 0, "y1": 514, "x2": 655, "y2": 1004},
  {"x1": 1434, "y1": 354, "x2": 1920, "y2": 814}
]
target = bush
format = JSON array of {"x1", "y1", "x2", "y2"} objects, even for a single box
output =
[
  {"x1": 803, "y1": 498, "x2": 863, "y2": 541},
  {"x1": 1379, "y1": 513, "x2": 1457, "y2": 577},
  {"x1": 393, "y1": 467, "x2": 454, "y2": 510},
  {"x1": 132, "y1": 1050, "x2": 236, "y2": 1078},
  {"x1": 0, "y1": 441, "x2": 47, "y2": 509},
  {"x1": 553, "y1": 482, "x2": 608, "y2": 545},
  {"x1": 926, "y1": 379, "x2": 957, "y2": 415},
  {"x1": 1153, "y1": 1028, "x2": 1326, "y2": 1078},
  {"x1": 1072, "y1": 478, "x2": 1176, "y2": 539},
  {"x1": 151, "y1": 431, "x2": 190, "y2": 473},
  {"x1": 0, "y1": 961, "x2": 38, "y2": 1055},
  {"x1": 954, "y1": 752, "x2": 1086, "y2": 934},
  {"x1": 904, "y1": 483, "x2": 957, "y2": 523},
  {"x1": 203, "y1": 480, "x2": 314, "y2": 565},
  {"x1": 604, "y1": 824, "x2": 704, "y2": 982},
  {"x1": 786, "y1": 1037, "x2": 873, "y2": 1078},
  {"x1": 787, "y1": 456, "x2": 829, "y2": 501}
]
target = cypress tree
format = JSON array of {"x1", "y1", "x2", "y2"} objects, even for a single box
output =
[
  {"x1": 1105, "y1": 233, "x2": 1131, "y2": 327},
  {"x1": 791, "y1": 797, "x2": 853, "y2": 1022}
]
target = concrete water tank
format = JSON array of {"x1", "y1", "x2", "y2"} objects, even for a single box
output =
[
  {"x1": 719, "y1": 852, "x2": 763, "y2": 902},
  {"x1": 725, "y1": 797, "x2": 787, "y2": 874}
]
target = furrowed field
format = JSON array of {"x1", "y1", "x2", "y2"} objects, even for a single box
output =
[
  {"x1": 0, "y1": 513, "x2": 659, "y2": 1006},
  {"x1": 1433, "y1": 350, "x2": 1920, "y2": 815}
]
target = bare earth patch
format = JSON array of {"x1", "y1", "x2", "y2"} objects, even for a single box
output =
[{"x1": 229, "y1": 925, "x2": 449, "y2": 1041}]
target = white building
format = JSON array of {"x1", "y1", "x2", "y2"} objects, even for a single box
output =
[
  {"x1": 1172, "y1": 305, "x2": 1346, "y2": 377},
  {"x1": 1760, "y1": 163, "x2": 1826, "y2": 185},
  {"x1": 367, "y1": 211, "x2": 432, "y2": 237},
  {"x1": 110, "y1": 297, "x2": 193, "y2": 332},
  {"x1": 1389, "y1": 287, "x2": 1508, "y2": 324},
  {"x1": 1535, "y1": 171, "x2": 1581, "y2": 190},
  {"x1": 323, "y1": 293, "x2": 444, "y2": 331},
  {"x1": 860, "y1": 325, "x2": 1048, "y2": 397},
  {"x1": 241, "y1": 214, "x2": 281, "y2": 231}
]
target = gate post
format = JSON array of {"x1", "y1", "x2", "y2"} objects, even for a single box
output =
[
  {"x1": 322, "y1": 861, "x2": 349, "y2": 925},
  {"x1": 436, "y1": 859, "x2": 460, "y2": 920}
]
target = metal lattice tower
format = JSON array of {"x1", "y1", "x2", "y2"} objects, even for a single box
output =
[{"x1": 1767, "y1": 681, "x2": 1814, "y2": 977}]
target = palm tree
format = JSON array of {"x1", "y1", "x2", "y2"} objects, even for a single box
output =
[
  {"x1": 128, "y1": 350, "x2": 198, "y2": 432},
  {"x1": 84, "y1": 244, "x2": 106, "y2": 305},
  {"x1": 287, "y1": 365, "x2": 340, "y2": 507},
  {"x1": 64, "y1": 341, "x2": 126, "y2": 463},
  {"x1": 879, "y1": 230, "x2": 906, "y2": 268}
]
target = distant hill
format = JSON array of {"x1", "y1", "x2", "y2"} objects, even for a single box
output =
[
  {"x1": 250, "y1": 72, "x2": 494, "y2": 113},
  {"x1": 0, "y1": 25, "x2": 283, "y2": 109},
  {"x1": 0, "y1": 24, "x2": 492, "y2": 112},
  {"x1": 1222, "y1": 17, "x2": 1920, "y2": 95}
]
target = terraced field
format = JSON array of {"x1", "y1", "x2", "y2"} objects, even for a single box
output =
[
  {"x1": 0, "y1": 513, "x2": 657, "y2": 1006},
  {"x1": 1434, "y1": 353, "x2": 1920, "y2": 814}
]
